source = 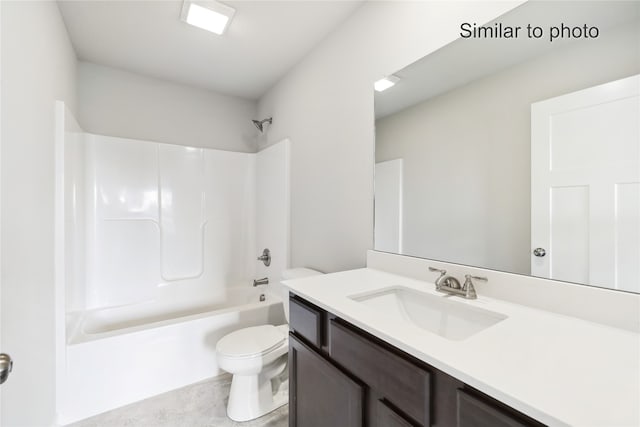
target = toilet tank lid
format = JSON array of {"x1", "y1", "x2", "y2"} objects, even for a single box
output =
[{"x1": 282, "y1": 268, "x2": 323, "y2": 280}]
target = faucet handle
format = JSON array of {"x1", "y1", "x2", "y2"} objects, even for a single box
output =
[
  {"x1": 428, "y1": 267, "x2": 446, "y2": 275},
  {"x1": 462, "y1": 275, "x2": 486, "y2": 299},
  {"x1": 464, "y1": 274, "x2": 487, "y2": 283},
  {"x1": 257, "y1": 248, "x2": 271, "y2": 266},
  {"x1": 429, "y1": 267, "x2": 447, "y2": 290}
]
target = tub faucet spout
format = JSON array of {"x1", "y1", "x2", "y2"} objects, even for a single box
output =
[{"x1": 253, "y1": 277, "x2": 269, "y2": 286}]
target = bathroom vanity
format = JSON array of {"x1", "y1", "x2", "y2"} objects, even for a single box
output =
[
  {"x1": 284, "y1": 263, "x2": 640, "y2": 427},
  {"x1": 288, "y1": 294, "x2": 543, "y2": 427}
]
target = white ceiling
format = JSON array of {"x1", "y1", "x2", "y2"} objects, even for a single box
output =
[{"x1": 58, "y1": 0, "x2": 364, "y2": 100}]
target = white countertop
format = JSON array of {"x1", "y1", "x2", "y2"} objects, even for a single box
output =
[{"x1": 284, "y1": 268, "x2": 640, "y2": 427}]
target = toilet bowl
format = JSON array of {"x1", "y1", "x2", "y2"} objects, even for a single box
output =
[{"x1": 215, "y1": 268, "x2": 322, "y2": 422}]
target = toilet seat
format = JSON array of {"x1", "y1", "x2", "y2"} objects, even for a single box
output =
[{"x1": 217, "y1": 325, "x2": 286, "y2": 358}]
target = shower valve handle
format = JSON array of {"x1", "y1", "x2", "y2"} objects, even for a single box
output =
[{"x1": 257, "y1": 248, "x2": 271, "y2": 266}]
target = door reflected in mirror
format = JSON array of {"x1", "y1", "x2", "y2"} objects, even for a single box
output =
[{"x1": 374, "y1": 1, "x2": 640, "y2": 293}]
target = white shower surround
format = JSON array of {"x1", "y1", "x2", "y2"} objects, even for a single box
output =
[{"x1": 54, "y1": 102, "x2": 290, "y2": 424}]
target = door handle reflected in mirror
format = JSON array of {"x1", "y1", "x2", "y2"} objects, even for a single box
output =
[
  {"x1": 0, "y1": 353, "x2": 13, "y2": 385},
  {"x1": 533, "y1": 248, "x2": 546, "y2": 257}
]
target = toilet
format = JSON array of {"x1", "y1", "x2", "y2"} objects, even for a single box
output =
[{"x1": 216, "y1": 268, "x2": 323, "y2": 422}]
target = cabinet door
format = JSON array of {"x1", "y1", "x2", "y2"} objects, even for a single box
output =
[
  {"x1": 377, "y1": 399, "x2": 418, "y2": 427},
  {"x1": 330, "y1": 320, "x2": 431, "y2": 426},
  {"x1": 289, "y1": 333, "x2": 364, "y2": 427},
  {"x1": 457, "y1": 390, "x2": 545, "y2": 427}
]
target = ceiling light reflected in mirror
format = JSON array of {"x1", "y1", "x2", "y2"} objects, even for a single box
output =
[{"x1": 374, "y1": 75, "x2": 400, "y2": 92}]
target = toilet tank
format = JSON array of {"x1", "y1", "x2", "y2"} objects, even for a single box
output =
[{"x1": 281, "y1": 268, "x2": 323, "y2": 323}]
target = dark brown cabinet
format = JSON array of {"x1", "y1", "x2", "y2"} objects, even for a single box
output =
[
  {"x1": 376, "y1": 400, "x2": 417, "y2": 427},
  {"x1": 289, "y1": 296, "x2": 323, "y2": 348},
  {"x1": 288, "y1": 294, "x2": 545, "y2": 427},
  {"x1": 330, "y1": 319, "x2": 431, "y2": 426},
  {"x1": 289, "y1": 333, "x2": 364, "y2": 427},
  {"x1": 457, "y1": 390, "x2": 537, "y2": 427}
]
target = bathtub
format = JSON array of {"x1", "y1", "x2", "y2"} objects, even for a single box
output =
[{"x1": 58, "y1": 287, "x2": 286, "y2": 425}]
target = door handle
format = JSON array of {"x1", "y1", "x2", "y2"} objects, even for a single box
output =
[
  {"x1": 0, "y1": 353, "x2": 13, "y2": 385},
  {"x1": 533, "y1": 248, "x2": 546, "y2": 257}
]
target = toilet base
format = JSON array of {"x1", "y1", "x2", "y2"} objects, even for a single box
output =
[{"x1": 226, "y1": 362, "x2": 289, "y2": 422}]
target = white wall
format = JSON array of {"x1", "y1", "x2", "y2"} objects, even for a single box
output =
[
  {"x1": 375, "y1": 21, "x2": 640, "y2": 276},
  {"x1": 1, "y1": 1, "x2": 77, "y2": 425},
  {"x1": 257, "y1": 1, "x2": 523, "y2": 273},
  {"x1": 77, "y1": 62, "x2": 258, "y2": 152}
]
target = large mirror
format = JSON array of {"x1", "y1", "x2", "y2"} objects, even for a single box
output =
[{"x1": 374, "y1": 1, "x2": 640, "y2": 293}]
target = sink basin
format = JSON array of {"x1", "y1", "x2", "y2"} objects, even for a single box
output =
[{"x1": 349, "y1": 286, "x2": 507, "y2": 341}]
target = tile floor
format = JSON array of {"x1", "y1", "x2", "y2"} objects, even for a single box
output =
[{"x1": 68, "y1": 375, "x2": 288, "y2": 427}]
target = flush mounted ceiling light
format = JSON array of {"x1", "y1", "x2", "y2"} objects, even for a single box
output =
[
  {"x1": 374, "y1": 75, "x2": 401, "y2": 92},
  {"x1": 181, "y1": 0, "x2": 235, "y2": 35}
]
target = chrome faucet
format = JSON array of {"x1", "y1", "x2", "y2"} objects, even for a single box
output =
[
  {"x1": 253, "y1": 277, "x2": 269, "y2": 287},
  {"x1": 428, "y1": 267, "x2": 461, "y2": 291},
  {"x1": 428, "y1": 267, "x2": 486, "y2": 300}
]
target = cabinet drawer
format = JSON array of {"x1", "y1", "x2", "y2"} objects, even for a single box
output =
[
  {"x1": 289, "y1": 296, "x2": 323, "y2": 348},
  {"x1": 457, "y1": 390, "x2": 545, "y2": 427},
  {"x1": 330, "y1": 320, "x2": 431, "y2": 426},
  {"x1": 377, "y1": 399, "x2": 418, "y2": 427}
]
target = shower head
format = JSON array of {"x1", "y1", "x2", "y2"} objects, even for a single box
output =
[{"x1": 252, "y1": 117, "x2": 272, "y2": 132}]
